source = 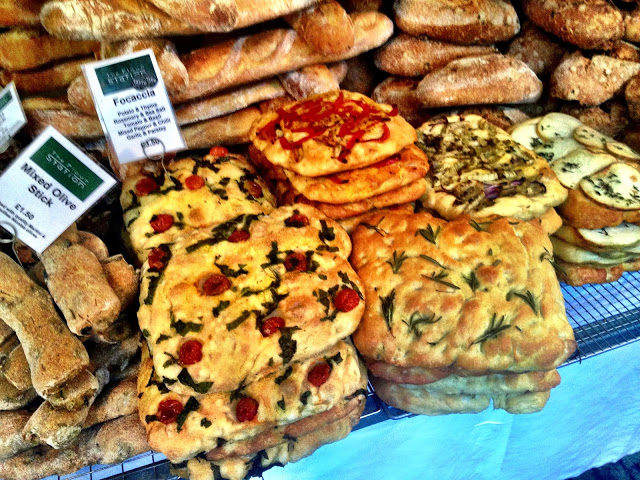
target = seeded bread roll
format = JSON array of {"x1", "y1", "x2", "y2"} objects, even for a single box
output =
[{"x1": 415, "y1": 54, "x2": 543, "y2": 108}]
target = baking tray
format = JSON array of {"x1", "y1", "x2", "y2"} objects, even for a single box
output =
[{"x1": 44, "y1": 270, "x2": 640, "y2": 479}]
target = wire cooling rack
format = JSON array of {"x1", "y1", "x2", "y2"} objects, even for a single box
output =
[{"x1": 45, "y1": 271, "x2": 640, "y2": 479}]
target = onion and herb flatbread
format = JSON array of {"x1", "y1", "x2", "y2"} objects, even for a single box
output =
[{"x1": 250, "y1": 90, "x2": 416, "y2": 177}]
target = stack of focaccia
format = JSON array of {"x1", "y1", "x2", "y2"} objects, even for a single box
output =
[
  {"x1": 249, "y1": 90, "x2": 429, "y2": 232},
  {"x1": 415, "y1": 114, "x2": 568, "y2": 230},
  {"x1": 122, "y1": 150, "x2": 367, "y2": 480},
  {"x1": 510, "y1": 112, "x2": 640, "y2": 286},
  {"x1": 350, "y1": 210, "x2": 577, "y2": 415}
]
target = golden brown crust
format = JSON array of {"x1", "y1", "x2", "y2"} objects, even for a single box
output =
[
  {"x1": 0, "y1": 0, "x2": 42, "y2": 27},
  {"x1": 0, "y1": 411, "x2": 35, "y2": 461},
  {"x1": 557, "y1": 187, "x2": 640, "y2": 229},
  {"x1": 100, "y1": 255, "x2": 139, "y2": 311},
  {"x1": 251, "y1": 90, "x2": 416, "y2": 177},
  {"x1": 523, "y1": 0, "x2": 624, "y2": 50},
  {"x1": 83, "y1": 375, "x2": 138, "y2": 428},
  {"x1": 0, "y1": 56, "x2": 92, "y2": 95},
  {"x1": 278, "y1": 64, "x2": 341, "y2": 101},
  {"x1": 2, "y1": 346, "x2": 31, "y2": 393},
  {"x1": 550, "y1": 52, "x2": 640, "y2": 106},
  {"x1": 555, "y1": 259, "x2": 625, "y2": 286},
  {"x1": 284, "y1": 144, "x2": 429, "y2": 204},
  {"x1": 351, "y1": 212, "x2": 576, "y2": 373},
  {"x1": 415, "y1": 54, "x2": 543, "y2": 108},
  {"x1": 371, "y1": 76, "x2": 428, "y2": 126},
  {"x1": 0, "y1": 28, "x2": 97, "y2": 72},
  {"x1": 625, "y1": 6, "x2": 640, "y2": 42},
  {"x1": 393, "y1": 0, "x2": 520, "y2": 44},
  {"x1": 375, "y1": 33, "x2": 497, "y2": 77},
  {"x1": 181, "y1": 107, "x2": 263, "y2": 150},
  {"x1": 337, "y1": 204, "x2": 416, "y2": 234},
  {"x1": 506, "y1": 22, "x2": 566, "y2": 76},
  {"x1": 24, "y1": 99, "x2": 104, "y2": 139}
]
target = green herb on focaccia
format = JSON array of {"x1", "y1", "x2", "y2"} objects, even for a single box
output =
[
  {"x1": 380, "y1": 290, "x2": 396, "y2": 332},
  {"x1": 473, "y1": 313, "x2": 511, "y2": 345},
  {"x1": 416, "y1": 224, "x2": 440, "y2": 245},
  {"x1": 422, "y1": 271, "x2": 460, "y2": 290},
  {"x1": 387, "y1": 251, "x2": 409, "y2": 274},
  {"x1": 178, "y1": 369, "x2": 213, "y2": 394},
  {"x1": 506, "y1": 289, "x2": 538, "y2": 315},
  {"x1": 403, "y1": 312, "x2": 441, "y2": 339},
  {"x1": 176, "y1": 396, "x2": 200, "y2": 432}
]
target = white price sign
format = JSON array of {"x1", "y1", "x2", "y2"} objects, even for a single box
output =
[
  {"x1": 0, "y1": 82, "x2": 26, "y2": 151},
  {"x1": 0, "y1": 126, "x2": 117, "y2": 253},
  {"x1": 82, "y1": 49, "x2": 185, "y2": 164}
]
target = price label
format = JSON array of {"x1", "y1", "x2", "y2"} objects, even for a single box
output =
[
  {"x1": 0, "y1": 126, "x2": 117, "y2": 254},
  {"x1": 0, "y1": 82, "x2": 26, "y2": 151},
  {"x1": 82, "y1": 49, "x2": 185, "y2": 164}
]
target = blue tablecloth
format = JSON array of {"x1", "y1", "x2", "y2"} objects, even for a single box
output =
[{"x1": 265, "y1": 340, "x2": 640, "y2": 480}]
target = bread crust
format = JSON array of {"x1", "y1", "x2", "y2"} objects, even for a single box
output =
[
  {"x1": 523, "y1": 0, "x2": 624, "y2": 50},
  {"x1": 0, "y1": 0, "x2": 43, "y2": 27},
  {"x1": 555, "y1": 258, "x2": 640, "y2": 286},
  {"x1": 557, "y1": 187, "x2": 640, "y2": 229},
  {"x1": 506, "y1": 22, "x2": 566, "y2": 76},
  {"x1": 0, "y1": 56, "x2": 92, "y2": 95},
  {"x1": 393, "y1": 0, "x2": 519, "y2": 44},
  {"x1": 415, "y1": 54, "x2": 543, "y2": 108},
  {"x1": 278, "y1": 64, "x2": 341, "y2": 100},
  {"x1": 181, "y1": 107, "x2": 263, "y2": 149}
]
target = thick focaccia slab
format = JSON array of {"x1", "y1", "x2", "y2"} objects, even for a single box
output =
[
  {"x1": 350, "y1": 211, "x2": 576, "y2": 373},
  {"x1": 250, "y1": 90, "x2": 416, "y2": 177},
  {"x1": 284, "y1": 144, "x2": 429, "y2": 204},
  {"x1": 416, "y1": 114, "x2": 567, "y2": 221},
  {"x1": 121, "y1": 152, "x2": 276, "y2": 263},
  {"x1": 138, "y1": 340, "x2": 367, "y2": 463},
  {"x1": 139, "y1": 204, "x2": 364, "y2": 395}
]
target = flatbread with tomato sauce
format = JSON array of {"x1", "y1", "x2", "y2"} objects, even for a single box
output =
[
  {"x1": 250, "y1": 90, "x2": 417, "y2": 177},
  {"x1": 284, "y1": 144, "x2": 429, "y2": 204}
]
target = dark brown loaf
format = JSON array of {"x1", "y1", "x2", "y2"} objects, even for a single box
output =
[
  {"x1": 375, "y1": 33, "x2": 497, "y2": 77},
  {"x1": 0, "y1": 0, "x2": 43, "y2": 27},
  {"x1": 171, "y1": 11, "x2": 393, "y2": 103},
  {"x1": 506, "y1": 22, "x2": 566, "y2": 76},
  {"x1": 40, "y1": 0, "x2": 201, "y2": 41},
  {"x1": 415, "y1": 54, "x2": 543, "y2": 108},
  {"x1": 393, "y1": 0, "x2": 520, "y2": 44}
]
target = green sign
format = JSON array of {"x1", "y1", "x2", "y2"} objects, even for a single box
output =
[
  {"x1": 95, "y1": 54, "x2": 158, "y2": 95},
  {"x1": 30, "y1": 137, "x2": 103, "y2": 201},
  {"x1": 0, "y1": 90, "x2": 12, "y2": 111}
]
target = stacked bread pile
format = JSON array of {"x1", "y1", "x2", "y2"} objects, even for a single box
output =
[
  {"x1": 121, "y1": 149, "x2": 367, "y2": 479},
  {"x1": 0, "y1": 225, "x2": 147, "y2": 480},
  {"x1": 350, "y1": 210, "x2": 577, "y2": 415},
  {"x1": 0, "y1": 0, "x2": 396, "y2": 154},
  {"x1": 371, "y1": 0, "x2": 542, "y2": 125},
  {"x1": 249, "y1": 90, "x2": 430, "y2": 232},
  {"x1": 510, "y1": 112, "x2": 640, "y2": 286}
]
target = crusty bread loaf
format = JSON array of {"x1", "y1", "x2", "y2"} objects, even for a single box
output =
[
  {"x1": 149, "y1": 0, "x2": 318, "y2": 32},
  {"x1": 0, "y1": 57, "x2": 93, "y2": 95},
  {"x1": 393, "y1": 0, "x2": 520, "y2": 44},
  {"x1": 284, "y1": 0, "x2": 355, "y2": 55},
  {"x1": 181, "y1": 106, "x2": 262, "y2": 149},
  {"x1": 340, "y1": 54, "x2": 379, "y2": 96},
  {"x1": 375, "y1": 33, "x2": 497, "y2": 77},
  {"x1": 0, "y1": 28, "x2": 98, "y2": 72},
  {"x1": 0, "y1": 0, "x2": 43, "y2": 27},
  {"x1": 523, "y1": 0, "x2": 624, "y2": 50},
  {"x1": 372, "y1": 76, "x2": 428, "y2": 125},
  {"x1": 0, "y1": 411, "x2": 35, "y2": 461},
  {"x1": 507, "y1": 22, "x2": 566, "y2": 76},
  {"x1": 550, "y1": 52, "x2": 640, "y2": 106},
  {"x1": 24, "y1": 98, "x2": 104, "y2": 139},
  {"x1": 415, "y1": 54, "x2": 543, "y2": 108},
  {"x1": 40, "y1": 0, "x2": 201, "y2": 41},
  {"x1": 625, "y1": 6, "x2": 640, "y2": 43},
  {"x1": 172, "y1": 11, "x2": 393, "y2": 103},
  {"x1": 279, "y1": 63, "x2": 341, "y2": 100}
]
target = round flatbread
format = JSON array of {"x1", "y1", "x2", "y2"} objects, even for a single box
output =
[
  {"x1": 284, "y1": 144, "x2": 429, "y2": 204},
  {"x1": 250, "y1": 90, "x2": 417, "y2": 177},
  {"x1": 138, "y1": 204, "x2": 364, "y2": 396}
]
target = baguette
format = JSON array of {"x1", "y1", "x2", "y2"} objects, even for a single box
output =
[
  {"x1": 68, "y1": 38, "x2": 188, "y2": 115},
  {"x1": 77, "y1": 231, "x2": 109, "y2": 261},
  {"x1": 172, "y1": 11, "x2": 393, "y2": 103},
  {"x1": 550, "y1": 52, "x2": 640, "y2": 106},
  {"x1": 148, "y1": 0, "x2": 319, "y2": 32},
  {"x1": 393, "y1": 0, "x2": 520, "y2": 44},
  {"x1": 40, "y1": 0, "x2": 201, "y2": 41},
  {"x1": 100, "y1": 255, "x2": 138, "y2": 311},
  {"x1": 284, "y1": 0, "x2": 355, "y2": 55},
  {"x1": 0, "y1": 57, "x2": 93, "y2": 95},
  {"x1": 23, "y1": 97, "x2": 104, "y2": 139},
  {"x1": 41, "y1": 230, "x2": 121, "y2": 336},
  {"x1": 279, "y1": 63, "x2": 341, "y2": 100},
  {"x1": 181, "y1": 106, "x2": 263, "y2": 149},
  {"x1": 0, "y1": 0, "x2": 43, "y2": 27},
  {"x1": 375, "y1": 34, "x2": 497, "y2": 77},
  {"x1": 415, "y1": 54, "x2": 543, "y2": 108},
  {"x1": 0, "y1": 252, "x2": 90, "y2": 398},
  {"x1": 2, "y1": 346, "x2": 31, "y2": 393},
  {"x1": 0, "y1": 28, "x2": 98, "y2": 72},
  {"x1": 0, "y1": 373, "x2": 36, "y2": 411}
]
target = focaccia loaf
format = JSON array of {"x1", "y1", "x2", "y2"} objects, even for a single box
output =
[
  {"x1": 350, "y1": 211, "x2": 576, "y2": 373},
  {"x1": 138, "y1": 204, "x2": 363, "y2": 395}
]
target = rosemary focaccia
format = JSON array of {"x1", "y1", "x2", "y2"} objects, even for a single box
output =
[
  {"x1": 121, "y1": 151, "x2": 276, "y2": 263},
  {"x1": 416, "y1": 114, "x2": 567, "y2": 221},
  {"x1": 350, "y1": 211, "x2": 576, "y2": 374},
  {"x1": 138, "y1": 340, "x2": 367, "y2": 463},
  {"x1": 283, "y1": 144, "x2": 429, "y2": 204},
  {"x1": 138, "y1": 204, "x2": 364, "y2": 395},
  {"x1": 250, "y1": 90, "x2": 417, "y2": 177}
]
